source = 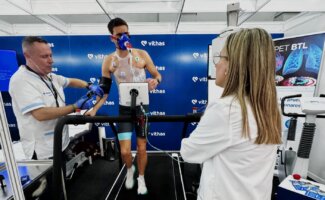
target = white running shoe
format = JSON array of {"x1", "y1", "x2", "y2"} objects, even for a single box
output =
[
  {"x1": 137, "y1": 176, "x2": 148, "y2": 195},
  {"x1": 125, "y1": 165, "x2": 135, "y2": 189}
]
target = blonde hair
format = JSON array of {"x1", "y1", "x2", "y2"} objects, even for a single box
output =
[{"x1": 221, "y1": 28, "x2": 281, "y2": 144}]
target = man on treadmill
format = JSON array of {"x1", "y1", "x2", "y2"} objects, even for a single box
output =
[{"x1": 87, "y1": 17, "x2": 162, "y2": 195}]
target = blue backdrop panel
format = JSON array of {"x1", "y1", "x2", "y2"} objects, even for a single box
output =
[
  {"x1": 0, "y1": 50, "x2": 19, "y2": 92},
  {"x1": 0, "y1": 33, "x2": 283, "y2": 150}
]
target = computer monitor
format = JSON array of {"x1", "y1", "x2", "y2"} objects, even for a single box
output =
[{"x1": 119, "y1": 82, "x2": 149, "y2": 106}]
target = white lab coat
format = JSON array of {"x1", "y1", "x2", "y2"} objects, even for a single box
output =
[
  {"x1": 181, "y1": 96, "x2": 277, "y2": 200},
  {"x1": 9, "y1": 66, "x2": 70, "y2": 159}
]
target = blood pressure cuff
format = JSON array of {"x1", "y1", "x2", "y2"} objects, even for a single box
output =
[{"x1": 99, "y1": 77, "x2": 112, "y2": 94}]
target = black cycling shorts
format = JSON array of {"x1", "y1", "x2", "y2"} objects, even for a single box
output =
[{"x1": 117, "y1": 105, "x2": 149, "y2": 140}]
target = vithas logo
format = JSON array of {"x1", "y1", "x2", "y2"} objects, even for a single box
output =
[
  {"x1": 192, "y1": 52, "x2": 207, "y2": 59},
  {"x1": 94, "y1": 122, "x2": 116, "y2": 127},
  {"x1": 92, "y1": 100, "x2": 114, "y2": 106},
  {"x1": 87, "y1": 53, "x2": 106, "y2": 60},
  {"x1": 150, "y1": 89, "x2": 165, "y2": 94},
  {"x1": 192, "y1": 53, "x2": 199, "y2": 59},
  {"x1": 192, "y1": 76, "x2": 207, "y2": 82},
  {"x1": 89, "y1": 77, "x2": 99, "y2": 84},
  {"x1": 150, "y1": 111, "x2": 166, "y2": 115},
  {"x1": 191, "y1": 99, "x2": 198, "y2": 104},
  {"x1": 192, "y1": 76, "x2": 199, "y2": 82},
  {"x1": 88, "y1": 54, "x2": 94, "y2": 60},
  {"x1": 149, "y1": 132, "x2": 166, "y2": 137},
  {"x1": 191, "y1": 99, "x2": 207, "y2": 105},
  {"x1": 141, "y1": 41, "x2": 148, "y2": 46},
  {"x1": 156, "y1": 66, "x2": 166, "y2": 71},
  {"x1": 141, "y1": 40, "x2": 165, "y2": 47}
]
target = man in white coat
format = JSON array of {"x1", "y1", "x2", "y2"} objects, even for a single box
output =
[{"x1": 9, "y1": 36, "x2": 102, "y2": 160}]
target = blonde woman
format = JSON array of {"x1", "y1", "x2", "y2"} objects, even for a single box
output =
[{"x1": 180, "y1": 28, "x2": 281, "y2": 200}]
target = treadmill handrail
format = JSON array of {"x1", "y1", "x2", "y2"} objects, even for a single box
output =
[{"x1": 53, "y1": 114, "x2": 202, "y2": 200}]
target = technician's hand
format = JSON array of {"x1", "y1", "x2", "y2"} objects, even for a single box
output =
[
  {"x1": 74, "y1": 95, "x2": 95, "y2": 110},
  {"x1": 87, "y1": 84, "x2": 104, "y2": 98},
  {"x1": 146, "y1": 78, "x2": 159, "y2": 91}
]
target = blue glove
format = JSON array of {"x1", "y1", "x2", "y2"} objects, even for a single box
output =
[
  {"x1": 74, "y1": 95, "x2": 95, "y2": 110},
  {"x1": 87, "y1": 84, "x2": 104, "y2": 98}
]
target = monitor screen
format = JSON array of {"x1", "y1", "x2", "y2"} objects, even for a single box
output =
[{"x1": 0, "y1": 50, "x2": 19, "y2": 92}]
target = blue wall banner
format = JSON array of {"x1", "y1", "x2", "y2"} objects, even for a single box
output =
[
  {"x1": 0, "y1": 33, "x2": 283, "y2": 150},
  {"x1": 0, "y1": 50, "x2": 18, "y2": 92}
]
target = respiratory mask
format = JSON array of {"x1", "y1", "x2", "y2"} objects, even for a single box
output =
[{"x1": 116, "y1": 33, "x2": 132, "y2": 51}]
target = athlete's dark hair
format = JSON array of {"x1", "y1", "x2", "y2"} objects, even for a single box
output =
[{"x1": 107, "y1": 18, "x2": 128, "y2": 34}]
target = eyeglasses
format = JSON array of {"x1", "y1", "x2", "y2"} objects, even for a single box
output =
[
  {"x1": 110, "y1": 32, "x2": 130, "y2": 40},
  {"x1": 213, "y1": 52, "x2": 228, "y2": 65}
]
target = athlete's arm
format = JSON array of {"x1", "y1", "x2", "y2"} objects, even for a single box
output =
[
  {"x1": 86, "y1": 55, "x2": 113, "y2": 116},
  {"x1": 141, "y1": 50, "x2": 162, "y2": 90}
]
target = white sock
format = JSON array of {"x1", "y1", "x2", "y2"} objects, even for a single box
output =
[
  {"x1": 138, "y1": 175, "x2": 145, "y2": 181},
  {"x1": 127, "y1": 167, "x2": 133, "y2": 174}
]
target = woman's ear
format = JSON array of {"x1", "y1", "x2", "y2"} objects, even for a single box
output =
[{"x1": 224, "y1": 68, "x2": 228, "y2": 76}]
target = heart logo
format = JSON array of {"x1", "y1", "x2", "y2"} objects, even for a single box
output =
[
  {"x1": 192, "y1": 53, "x2": 199, "y2": 59},
  {"x1": 191, "y1": 99, "x2": 197, "y2": 105},
  {"x1": 95, "y1": 123, "x2": 100, "y2": 126},
  {"x1": 192, "y1": 76, "x2": 198, "y2": 82},
  {"x1": 87, "y1": 54, "x2": 94, "y2": 59},
  {"x1": 191, "y1": 122, "x2": 197, "y2": 126},
  {"x1": 141, "y1": 40, "x2": 147, "y2": 46},
  {"x1": 90, "y1": 77, "x2": 96, "y2": 83}
]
